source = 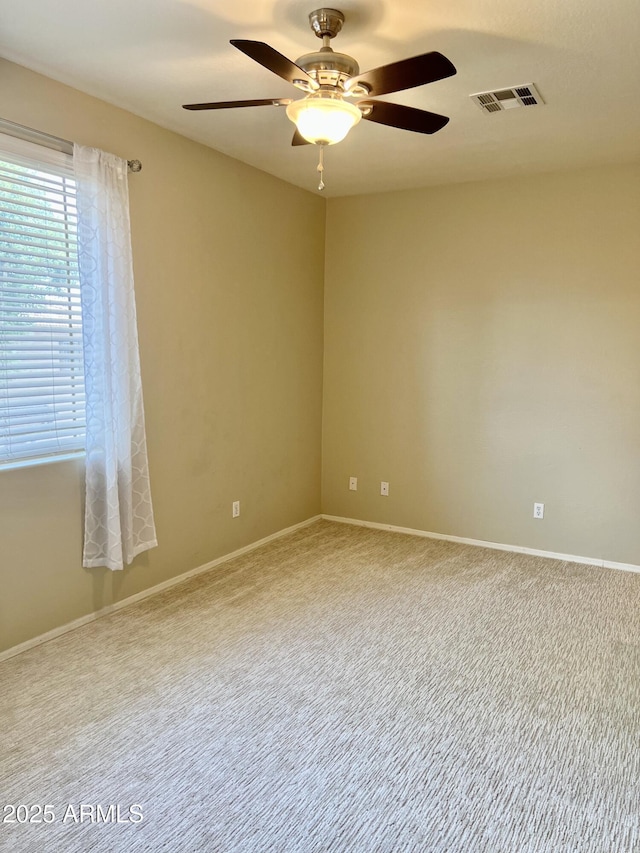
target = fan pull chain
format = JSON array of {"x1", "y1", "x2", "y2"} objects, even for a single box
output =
[{"x1": 317, "y1": 144, "x2": 325, "y2": 191}]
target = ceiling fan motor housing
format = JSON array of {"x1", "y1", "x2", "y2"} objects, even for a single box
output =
[{"x1": 296, "y1": 50, "x2": 359, "y2": 88}]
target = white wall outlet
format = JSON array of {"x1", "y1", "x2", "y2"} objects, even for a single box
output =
[
  {"x1": 349, "y1": 476, "x2": 358, "y2": 491},
  {"x1": 232, "y1": 500, "x2": 240, "y2": 518},
  {"x1": 380, "y1": 481, "x2": 389, "y2": 496},
  {"x1": 533, "y1": 502, "x2": 544, "y2": 519}
]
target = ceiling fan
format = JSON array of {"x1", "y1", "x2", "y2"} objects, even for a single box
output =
[{"x1": 183, "y1": 8, "x2": 456, "y2": 188}]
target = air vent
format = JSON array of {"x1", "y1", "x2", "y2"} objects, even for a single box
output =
[{"x1": 470, "y1": 83, "x2": 544, "y2": 114}]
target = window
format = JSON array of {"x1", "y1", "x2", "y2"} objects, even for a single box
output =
[{"x1": 0, "y1": 131, "x2": 85, "y2": 467}]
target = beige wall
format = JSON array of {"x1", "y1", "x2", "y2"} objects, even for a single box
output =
[
  {"x1": 323, "y1": 164, "x2": 640, "y2": 564},
  {"x1": 0, "y1": 60, "x2": 325, "y2": 653}
]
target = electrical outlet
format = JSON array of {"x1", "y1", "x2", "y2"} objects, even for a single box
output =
[
  {"x1": 533, "y1": 502, "x2": 544, "y2": 519},
  {"x1": 349, "y1": 476, "x2": 358, "y2": 491},
  {"x1": 380, "y1": 481, "x2": 389, "y2": 496},
  {"x1": 232, "y1": 500, "x2": 240, "y2": 518}
]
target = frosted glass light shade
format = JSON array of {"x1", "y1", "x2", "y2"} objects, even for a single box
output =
[{"x1": 286, "y1": 96, "x2": 362, "y2": 145}]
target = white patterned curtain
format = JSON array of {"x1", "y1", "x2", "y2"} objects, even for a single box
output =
[{"x1": 73, "y1": 145, "x2": 157, "y2": 571}]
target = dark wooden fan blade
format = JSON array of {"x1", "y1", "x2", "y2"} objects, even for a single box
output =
[
  {"x1": 292, "y1": 129, "x2": 310, "y2": 146},
  {"x1": 359, "y1": 100, "x2": 450, "y2": 134},
  {"x1": 230, "y1": 40, "x2": 317, "y2": 91},
  {"x1": 347, "y1": 52, "x2": 456, "y2": 97},
  {"x1": 183, "y1": 98, "x2": 292, "y2": 111}
]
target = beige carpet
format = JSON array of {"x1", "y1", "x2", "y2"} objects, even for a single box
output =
[{"x1": 2, "y1": 520, "x2": 640, "y2": 852}]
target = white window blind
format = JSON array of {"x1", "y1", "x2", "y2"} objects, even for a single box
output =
[{"x1": 0, "y1": 131, "x2": 85, "y2": 466}]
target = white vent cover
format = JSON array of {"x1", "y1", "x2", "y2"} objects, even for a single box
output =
[{"x1": 470, "y1": 84, "x2": 544, "y2": 114}]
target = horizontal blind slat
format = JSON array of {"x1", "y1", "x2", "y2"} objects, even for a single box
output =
[
  {"x1": 0, "y1": 420, "x2": 85, "y2": 439},
  {"x1": 0, "y1": 204, "x2": 78, "y2": 231},
  {"x1": 0, "y1": 302, "x2": 82, "y2": 316},
  {"x1": 1, "y1": 391, "x2": 84, "y2": 402},
  {"x1": 0, "y1": 186, "x2": 77, "y2": 214},
  {"x1": 0, "y1": 190, "x2": 76, "y2": 218},
  {"x1": 0, "y1": 284, "x2": 81, "y2": 301},
  {"x1": 0, "y1": 405, "x2": 86, "y2": 421},
  {"x1": 0, "y1": 249, "x2": 77, "y2": 278},
  {"x1": 0, "y1": 167, "x2": 77, "y2": 194},
  {"x1": 0, "y1": 233, "x2": 78, "y2": 254},
  {"x1": 0, "y1": 213, "x2": 77, "y2": 239}
]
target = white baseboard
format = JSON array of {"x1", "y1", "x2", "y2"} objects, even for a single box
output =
[
  {"x1": 322, "y1": 514, "x2": 640, "y2": 574},
  {"x1": 5, "y1": 512, "x2": 637, "y2": 664},
  {"x1": 0, "y1": 515, "x2": 322, "y2": 664}
]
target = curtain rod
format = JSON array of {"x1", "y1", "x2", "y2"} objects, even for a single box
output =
[{"x1": 0, "y1": 117, "x2": 142, "y2": 172}]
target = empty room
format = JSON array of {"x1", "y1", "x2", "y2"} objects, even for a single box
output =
[{"x1": 1, "y1": 0, "x2": 639, "y2": 850}]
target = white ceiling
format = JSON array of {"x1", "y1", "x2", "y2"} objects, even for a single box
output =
[{"x1": 2, "y1": 0, "x2": 639, "y2": 196}]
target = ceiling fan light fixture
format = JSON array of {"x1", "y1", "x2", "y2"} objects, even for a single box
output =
[{"x1": 286, "y1": 94, "x2": 361, "y2": 145}]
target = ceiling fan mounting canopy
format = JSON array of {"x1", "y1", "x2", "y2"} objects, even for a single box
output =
[{"x1": 308, "y1": 8, "x2": 345, "y2": 40}]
